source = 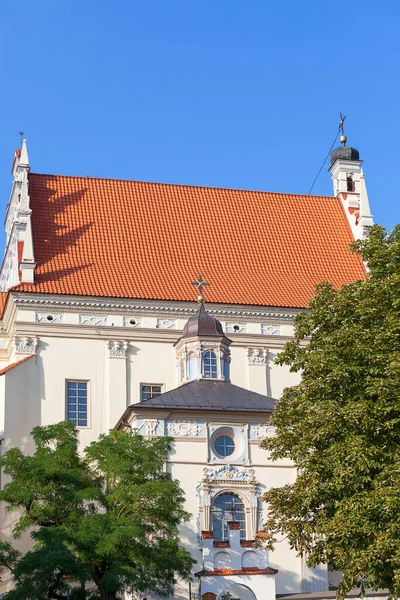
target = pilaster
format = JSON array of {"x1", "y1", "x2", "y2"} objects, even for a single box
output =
[
  {"x1": 106, "y1": 340, "x2": 128, "y2": 429},
  {"x1": 247, "y1": 348, "x2": 268, "y2": 395}
]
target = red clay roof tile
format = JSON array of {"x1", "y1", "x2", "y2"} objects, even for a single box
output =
[
  {"x1": 0, "y1": 292, "x2": 8, "y2": 316},
  {"x1": 12, "y1": 174, "x2": 366, "y2": 308}
]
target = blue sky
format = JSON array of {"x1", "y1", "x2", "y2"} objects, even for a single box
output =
[{"x1": 0, "y1": 1, "x2": 399, "y2": 236}]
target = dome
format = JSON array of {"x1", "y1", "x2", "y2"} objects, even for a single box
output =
[
  {"x1": 330, "y1": 145, "x2": 360, "y2": 165},
  {"x1": 182, "y1": 303, "x2": 225, "y2": 338}
]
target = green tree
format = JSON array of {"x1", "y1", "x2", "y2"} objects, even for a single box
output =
[
  {"x1": 261, "y1": 225, "x2": 400, "y2": 598},
  {"x1": 0, "y1": 421, "x2": 194, "y2": 599}
]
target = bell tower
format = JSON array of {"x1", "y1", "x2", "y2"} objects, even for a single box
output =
[{"x1": 329, "y1": 125, "x2": 373, "y2": 240}]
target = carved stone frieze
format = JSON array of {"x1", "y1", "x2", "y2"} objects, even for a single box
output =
[
  {"x1": 123, "y1": 317, "x2": 142, "y2": 328},
  {"x1": 203, "y1": 464, "x2": 256, "y2": 482},
  {"x1": 80, "y1": 315, "x2": 108, "y2": 326},
  {"x1": 156, "y1": 319, "x2": 176, "y2": 329},
  {"x1": 14, "y1": 296, "x2": 298, "y2": 323},
  {"x1": 37, "y1": 313, "x2": 64, "y2": 324},
  {"x1": 261, "y1": 325, "x2": 281, "y2": 336},
  {"x1": 167, "y1": 420, "x2": 202, "y2": 436},
  {"x1": 226, "y1": 323, "x2": 247, "y2": 333}
]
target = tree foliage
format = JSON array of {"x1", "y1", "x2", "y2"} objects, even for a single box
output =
[
  {"x1": 0, "y1": 422, "x2": 194, "y2": 599},
  {"x1": 261, "y1": 225, "x2": 400, "y2": 598}
]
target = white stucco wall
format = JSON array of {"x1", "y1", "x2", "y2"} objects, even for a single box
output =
[
  {"x1": 0, "y1": 300, "x2": 305, "y2": 598},
  {"x1": 166, "y1": 431, "x2": 302, "y2": 598}
]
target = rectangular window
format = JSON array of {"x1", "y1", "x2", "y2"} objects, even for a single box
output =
[
  {"x1": 66, "y1": 381, "x2": 88, "y2": 427},
  {"x1": 141, "y1": 384, "x2": 163, "y2": 402}
]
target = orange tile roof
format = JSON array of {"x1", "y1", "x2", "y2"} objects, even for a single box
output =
[
  {"x1": 0, "y1": 355, "x2": 34, "y2": 376},
  {"x1": 13, "y1": 174, "x2": 366, "y2": 308},
  {"x1": 0, "y1": 292, "x2": 8, "y2": 317}
]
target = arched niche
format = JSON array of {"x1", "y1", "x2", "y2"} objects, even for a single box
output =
[
  {"x1": 214, "y1": 551, "x2": 232, "y2": 570},
  {"x1": 242, "y1": 550, "x2": 260, "y2": 568}
]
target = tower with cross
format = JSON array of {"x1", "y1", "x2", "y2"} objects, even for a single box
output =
[{"x1": 329, "y1": 116, "x2": 373, "y2": 240}]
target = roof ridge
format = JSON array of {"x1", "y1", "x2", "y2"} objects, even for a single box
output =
[{"x1": 29, "y1": 172, "x2": 336, "y2": 200}]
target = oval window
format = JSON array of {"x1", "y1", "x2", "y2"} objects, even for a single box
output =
[{"x1": 214, "y1": 435, "x2": 235, "y2": 457}]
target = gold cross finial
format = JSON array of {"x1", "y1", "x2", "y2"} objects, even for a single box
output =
[{"x1": 191, "y1": 275, "x2": 210, "y2": 304}]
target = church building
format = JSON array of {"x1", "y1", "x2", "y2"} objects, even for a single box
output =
[{"x1": 0, "y1": 136, "x2": 373, "y2": 599}]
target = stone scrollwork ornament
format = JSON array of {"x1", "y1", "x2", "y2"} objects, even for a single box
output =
[{"x1": 167, "y1": 420, "x2": 202, "y2": 436}]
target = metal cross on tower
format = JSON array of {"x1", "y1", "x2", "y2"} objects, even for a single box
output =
[
  {"x1": 339, "y1": 112, "x2": 346, "y2": 136},
  {"x1": 191, "y1": 275, "x2": 210, "y2": 296},
  {"x1": 339, "y1": 112, "x2": 347, "y2": 145}
]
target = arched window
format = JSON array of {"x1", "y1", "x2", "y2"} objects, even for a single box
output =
[
  {"x1": 187, "y1": 351, "x2": 197, "y2": 380},
  {"x1": 211, "y1": 492, "x2": 246, "y2": 540},
  {"x1": 347, "y1": 176, "x2": 355, "y2": 192},
  {"x1": 202, "y1": 350, "x2": 217, "y2": 378}
]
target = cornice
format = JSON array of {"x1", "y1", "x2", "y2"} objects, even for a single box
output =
[
  {"x1": 11, "y1": 292, "x2": 301, "y2": 323},
  {"x1": 123, "y1": 408, "x2": 274, "y2": 422},
  {"x1": 12, "y1": 321, "x2": 294, "y2": 349}
]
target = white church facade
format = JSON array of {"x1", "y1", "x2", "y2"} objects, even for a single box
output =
[{"x1": 0, "y1": 137, "x2": 373, "y2": 599}]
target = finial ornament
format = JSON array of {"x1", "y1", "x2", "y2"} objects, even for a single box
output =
[
  {"x1": 191, "y1": 275, "x2": 210, "y2": 303},
  {"x1": 339, "y1": 112, "x2": 347, "y2": 145},
  {"x1": 19, "y1": 131, "x2": 24, "y2": 146}
]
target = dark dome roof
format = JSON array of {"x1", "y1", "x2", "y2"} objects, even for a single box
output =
[
  {"x1": 330, "y1": 145, "x2": 360, "y2": 165},
  {"x1": 182, "y1": 303, "x2": 225, "y2": 338}
]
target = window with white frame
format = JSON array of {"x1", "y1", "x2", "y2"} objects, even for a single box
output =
[
  {"x1": 202, "y1": 350, "x2": 217, "y2": 378},
  {"x1": 211, "y1": 492, "x2": 246, "y2": 540},
  {"x1": 66, "y1": 381, "x2": 88, "y2": 427},
  {"x1": 141, "y1": 384, "x2": 163, "y2": 402}
]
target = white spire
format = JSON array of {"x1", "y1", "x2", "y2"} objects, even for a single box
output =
[{"x1": 19, "y1": 139, "x2": 29, "y2": 167}]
